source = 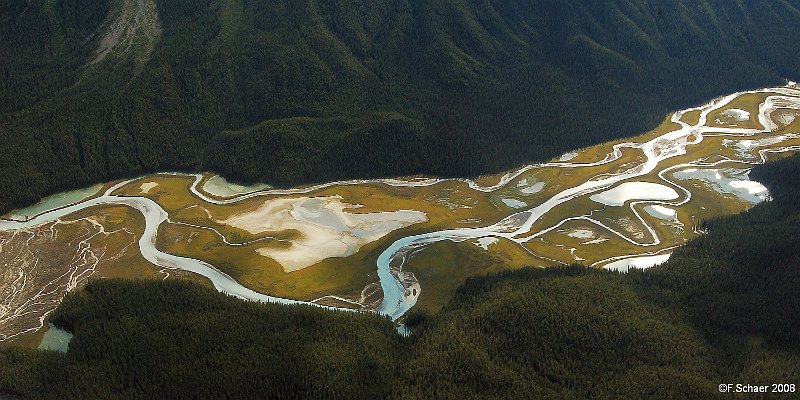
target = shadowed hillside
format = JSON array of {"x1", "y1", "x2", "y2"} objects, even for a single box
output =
[
  {"x1": 2, "y1": 155, "x2": 800, "y2": 399},
  {"x1": 2, "y1": 0, "x2": 800, "y2": 212}
]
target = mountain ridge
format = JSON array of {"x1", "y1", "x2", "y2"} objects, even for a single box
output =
[{"x1": 2, "y1": 0, "x2": 799, "y2": 212}]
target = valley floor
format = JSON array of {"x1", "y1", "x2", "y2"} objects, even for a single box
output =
[{"x1": 2, "y1": 85, "x2": 800, "y2": 345}]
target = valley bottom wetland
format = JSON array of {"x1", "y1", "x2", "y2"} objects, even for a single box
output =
[
  {"x1": 2, "y1": 85, "x2": 800, "y2": 340},
  {"x1": 1, "y1": 151, "x2": 799, "y2": 397}
]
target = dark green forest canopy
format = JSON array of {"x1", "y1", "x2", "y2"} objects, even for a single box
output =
[
  {"x1": 2, "y1": 0, "x2": 800, "y2": 212},
  {"x1": 1, "y1": 155, "x2": 799, "y2": 399}
]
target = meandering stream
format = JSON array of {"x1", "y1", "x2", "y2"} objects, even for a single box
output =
[{"x1": 2, "y1": 86, "x2": 799, "y2": 329}]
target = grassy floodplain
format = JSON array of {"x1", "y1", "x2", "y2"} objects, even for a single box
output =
[{"x1": 2, "y1": 86, "x2": 800, "y2": 345}]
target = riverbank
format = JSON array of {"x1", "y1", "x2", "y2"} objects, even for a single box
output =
[{"x1": 2, "y1": 85, "x2": 800, "y2": 344}]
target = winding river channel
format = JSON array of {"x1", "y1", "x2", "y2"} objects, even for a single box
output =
[{"x1": 2, "y1": 85, "x2": 800, "y2": 333}]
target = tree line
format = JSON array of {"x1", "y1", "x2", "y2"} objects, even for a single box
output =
[
  {"x1": 3, "y1": 0, "x2": 800, "y2": 212},
  {"x1": 1, "y1": 155, "x2": 799, "y2": 399}
]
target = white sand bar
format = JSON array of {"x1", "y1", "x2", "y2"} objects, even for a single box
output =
[
  {"x1": 722, "y1": 108, "x2": 750, "y2": 121},
  {"x1": 674, "y1": 168, "x2": 770, "y2": 204},
  {"x1": 566, "y1": 229, "x2": 595, "y2": 239},
  {"x1": 203, "y1": 175, "x2": 272, "y2": 197},
  {"x1": 559, "y1": 151, "x2": 578, "y2": 161},
  {"x1": 474, "y1": 237, "x2": 499, "y2": 250},
  {"x1": 501, "y1": 198, "x2": 528, "y2": 208},
  {"x1": 590, "y1": 182, "x2": 679, "y2": 207},
  {"x1": 140, "y1": 182, "x2": 158, "y2": 193},
  {"x1": 604, "y1": 253, "x2": 671, "y2": 272},
  {"x1": 222, "y1": 196, "x2": 427, "y2": 272},
  {"x1": 644, "y1": 205, "x2": 677, "y2": 220},
  {"x1": 729, "y1": 181, "x2": 769, "y2": 196},
  {"x1": 519, "y1": 181, "x2": 545, "y2": 194}
]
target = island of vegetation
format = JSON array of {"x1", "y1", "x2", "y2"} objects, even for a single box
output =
[
  {"x1": 2, "y1": 0, "x2": 800, "y2": 213},
  {"x1": 2, "y1": 85, "x2": 799, "y2": 344},
  {"x1": 2, "y1": 1, "x2": 800, "y2": 398},
  {"x1": 1, "y1": 153, "x2": 799, "y2": 399}
]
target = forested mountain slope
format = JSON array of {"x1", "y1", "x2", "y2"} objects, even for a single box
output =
[
  {"x1": 2, "y1": 0, "x2": 800, "y2": 211},
  {"x1": 2, "y1": 155, "x2": 800, "y2": 399}
]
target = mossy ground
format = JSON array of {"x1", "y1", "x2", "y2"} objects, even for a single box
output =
[{"x1": 5, "y1": 89, "x2": 799, "y2": 345}]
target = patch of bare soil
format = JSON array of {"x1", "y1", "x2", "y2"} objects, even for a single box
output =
[
  {"x1": 90, "y1": 0, "x2": 161, "y2": 65},
  {"x1": 0, "y1": 218, "x2": 135, "y2": 342}
]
